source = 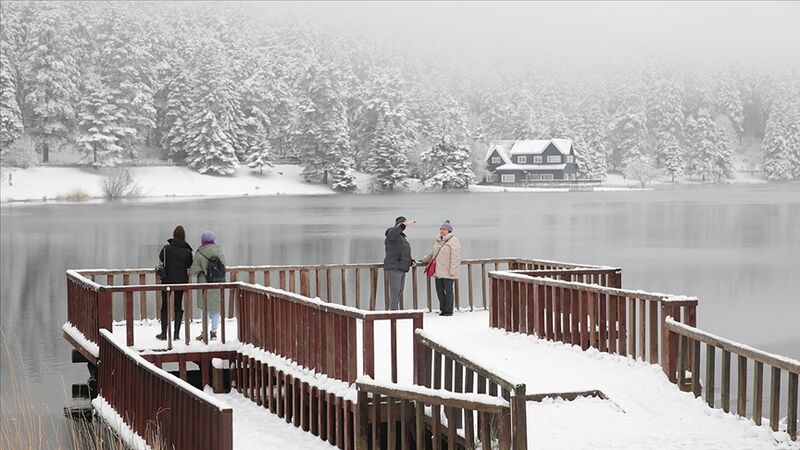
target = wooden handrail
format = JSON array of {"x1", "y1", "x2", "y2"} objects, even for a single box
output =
[
  {"x1": 415, "y1": 329, "x2": 520, "y2": 391},
  {"x1": 356, "y1": 378, "x2": 510, "y2": 414},
  {"x1": 665, "y1": 318, "x2": 800, "y2": 373},
  {"x1": 490, "y1": 270, "x2": 697, "y2": 303},
  {"x1": 98, "y1": 330, "x2": 233, "y2": 450}
]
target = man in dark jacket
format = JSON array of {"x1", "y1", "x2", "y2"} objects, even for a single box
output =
[
  {"x1": 156, "y1": 225, "x2": 194, "y2": 340},
  {"x1": 384, "y1": 216, "x2": 416, "y2": 310}
]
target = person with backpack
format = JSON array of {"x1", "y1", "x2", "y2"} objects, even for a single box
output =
[
  {"x1": 155, "y1": 225, "x2": 193, "y2": 340},
  {"x1": 419, "y1": 220, "x2": 462, "y2": 316},
  {"x1": 189, "y1": 230, "x2": 227, "y2": 340}
]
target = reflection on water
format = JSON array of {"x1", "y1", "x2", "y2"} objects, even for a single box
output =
[{"x1": 1, "y1": 185, "x2": 799, "y2": 444}]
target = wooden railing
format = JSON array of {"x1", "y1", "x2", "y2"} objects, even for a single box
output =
[
  {"x1": 356, "y1": 377, "x2": 513, "y2": 450},
  {"x1": 489, "y1": 271, "x2": 698, "y2": 381},
  {"x1": 415, "y1": 330, "x2": 527, "y2": 450},
  {"x1": 665, "y1": 318, "x2": 799, "y2": 441},
  {"x1": 508, "y1": 267, "x2": 622, "y2": 288},
  {"x1": 97, "y1": 330, "x2": 233, "y2": 450},
  {"x1": 237, "y1": 283, "x2": 424, "y2": 384},
  {"x1": 66, "y1": 271, "x2": 110, "y2": 347}
]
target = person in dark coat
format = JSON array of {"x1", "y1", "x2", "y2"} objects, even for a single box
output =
[
  {"x1": 384, "y1": 216, "x2": 416, "y2": 310},
  {"x1": 156, "y1": 225, "x2": 194, "y2": 340}
]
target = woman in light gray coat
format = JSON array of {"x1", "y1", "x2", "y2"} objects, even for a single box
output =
[
  {"x1": 189, "y1": 231, "x2": 227, "y2": 340},
  {"x1": 420, "y1": 220, "x2": 462, "y2": 316}
]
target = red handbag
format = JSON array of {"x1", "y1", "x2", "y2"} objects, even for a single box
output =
[
  {"x1": 424, "y1": 260, "x2": 437, "y2": 277},
  {"x1": 424, "y1": 236, "x2": 452, "y2": 278}
]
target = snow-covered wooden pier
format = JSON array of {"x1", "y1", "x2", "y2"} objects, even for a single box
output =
[{"x1": 63, "y1": 258, "x2": 799, "y2": 449}]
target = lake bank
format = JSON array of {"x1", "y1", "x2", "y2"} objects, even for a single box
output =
[{"x1": 0, "y1": 165, "x2": 774, "y2": 204}]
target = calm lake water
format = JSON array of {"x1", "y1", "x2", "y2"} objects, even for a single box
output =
[{"x1": 1, "y1": 185, "x2": 799, "y2": 446}]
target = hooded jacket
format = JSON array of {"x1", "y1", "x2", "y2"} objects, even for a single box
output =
[{"x1": 383, "y1": 224, "x2": 413, "y2": 272}]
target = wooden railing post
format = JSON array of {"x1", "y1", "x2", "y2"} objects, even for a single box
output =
[{"x1": 511, "y1": 384, "x2": 528, "y2": 450}]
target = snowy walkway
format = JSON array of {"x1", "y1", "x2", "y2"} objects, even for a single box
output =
[
  {"x1": 96, "y1": 312, "x2": 799, "y2": 449},
  {"x1": 424, "y1": 311, "x2": 798, "y2": 450},
  {"x1": 208, "y1": 390, "x2": 335, "y2": 450}
]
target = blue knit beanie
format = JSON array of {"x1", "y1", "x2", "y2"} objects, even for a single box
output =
[{"x1": 440, "y1": 220, "x2": 453, "y2": 232}]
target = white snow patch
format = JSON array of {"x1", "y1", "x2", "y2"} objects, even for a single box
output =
[
  {"x1": 1, "y1": 165, "x2": 334, "y2": 203},
  {"x1": 63, "y1": 322, "x2": 99, "y2": 357},
  {"x1": 209, "y1": 389, "x2": 335, "y2": 449}
]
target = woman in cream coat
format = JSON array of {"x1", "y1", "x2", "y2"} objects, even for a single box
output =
[{"x1": 420, "y1": 220, "x2": 462, "y2": 316}]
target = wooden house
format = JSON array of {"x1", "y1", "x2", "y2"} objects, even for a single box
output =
[{"x1": 485, "y1": 139, "x2": 578, "y2": 183}]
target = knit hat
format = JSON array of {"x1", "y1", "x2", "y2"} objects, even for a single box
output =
[
  {"x1": 201, "y1": 231, "x2": 216, "y2": 245},
  {"x1": 440, "y1": 220, "x2": 453, "y2": 232},
  {"x1": 395, "y1": 216, "x2": 407, "y2": 225}
]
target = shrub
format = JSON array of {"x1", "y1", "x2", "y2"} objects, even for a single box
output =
[
  {"x1": 0, "y1": 135, "x2": 38, "y2": 168},
  {"x1": 55, "y1": 189, "x2": 90, "y2": 202},
  {"x1": 100, "y1": 168, "x2": 141, "y2": 200}
]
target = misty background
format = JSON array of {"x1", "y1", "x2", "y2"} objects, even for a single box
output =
[{"x1": 1, "y1": 1, "x2": 799, "y2": 190}]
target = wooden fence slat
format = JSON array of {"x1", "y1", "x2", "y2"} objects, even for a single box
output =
[
  {"x1": 737, "y1": 355, "x2": 747, "y2": 416},
  {"x1": 770, "y1": 367, "x2": 781, "y2": 432},
  {"x1": 753, "y1": 361, "x2": 764, "y2": 425},
  {"x1": 788, "y1": 372, "x2": 797, "y2": 441},
  {"x1": 722, "y1": 350, "x2": 731, "y2": 413}
]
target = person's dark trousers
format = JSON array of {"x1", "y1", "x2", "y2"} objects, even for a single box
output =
[
  {"x1": 435, "y1": 278, "x2": 455, "y2": 315},
  {"x1": 160, "y1": 289, "x2": 185, "y2": 338}
]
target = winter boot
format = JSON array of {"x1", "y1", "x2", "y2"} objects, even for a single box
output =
[
  {"x1": 155, "y1": 318, "x2": 169, "y2": 340},
  {"x1": 173, "y1": 310, "x2": 183, "y2": 340}
]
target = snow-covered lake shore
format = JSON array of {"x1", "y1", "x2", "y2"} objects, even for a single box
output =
[{"x1": 0, "y1": 165, "x2": 773, "y2": 204}]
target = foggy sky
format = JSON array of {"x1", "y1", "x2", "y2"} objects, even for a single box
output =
[{"x1": 252, "y1": 1, "x2": 800, "y2": 71}]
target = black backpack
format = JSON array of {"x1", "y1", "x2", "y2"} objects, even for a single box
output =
[{"x1": 199, "y1": 251, "x2": 226, "y2": 282}]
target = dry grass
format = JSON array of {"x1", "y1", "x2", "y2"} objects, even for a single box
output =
[
  {"x1": 54, "y1": 189, "x2": 90, "y2": 202},
  {"x1": 0, "y1": 331, "x2": 140, "y2": 450}
]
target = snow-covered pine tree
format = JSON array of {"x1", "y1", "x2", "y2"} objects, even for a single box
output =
[
  {"x1": 420, "y1": 137, "x2": 474, "y2": 191},
  {"x1": 658, "y1": 131, "x2": 684, "y2": 182},
  {"x1": 573, "y1": 97, "x2": 608, "y2": 180},
  {"x1": 0, "y1": 49, "x2": 23, "y2": 148},
  {"x1": 293, "y1": 61, "x2": 351, "y2": 183},
  {"x1": 714, "y1": 77, "x2": 744, "y2": 139},
  {"x1": 183, "y1": 42, "x2": 244, "y2": 175},
  {"x1": 608, "y1": 93, "x2": 648, "y2": 171},
  {"x1": 160, "y1": 69, "x2": 192, "y2": 161},
  {"x1": 92, "y1": 10, "x2": 156, "y2": 159},
  {"x1": 685, "y1": 109, "x2": 733, "y2": 181},
  {"x1": 762, "y1": 94, "x2": 800, "y2": 180},
  {"x1": 645, "y1": 78, "x2": 684, "y2": 167},
  {"x1": 244, "y1": 110, "x2": 273, "y2": 175},
  {"x1": 24, "y1": 6, "x2": 79, "y2": 162},
  {"x1": 331, "y1": 158, "x2": 357, "y2": 193},
  {"x1": 369, "y1": 118, "x2": 409, "y2": 192},
  {"x1": 355, "y1": 68, "x2": 415, "y2": 173},
  {"x1": 76, "y1": 75, "x2": 125, "y2": 166}
]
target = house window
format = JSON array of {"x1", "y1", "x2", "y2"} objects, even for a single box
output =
[
  {"x1": 501, "y1": 174, "x2": 515, "y2": 183},
  {"x1": 533, "y1": 156, "x2": 543, "y2": 163},
  {"x1": 547, "y1": 155, "x2": 561, "y2": 163},
  {"x1": 518, "y1": 156, "x2": 527, "y2": 164},
  {"x1": 566, "y1": 155, "x2": 574, "y2": 163},
  {"x1": 541, "y1": 174, "x2": 554, "y2": 181},
  {"x1": 527, "y1": 173, "x2": 540, "y2": 181},
  {"x1": 491, "y1": 156, "x2": 501, "y2": 164}
]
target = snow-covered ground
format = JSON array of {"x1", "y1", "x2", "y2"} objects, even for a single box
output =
[
  {"x1": 99, "y1": 311, "x2": 798, "y2": 449},
  {"x1": 0, "y1": 165, "x2": 334, "y2": 203},
  {"x1": 1, "y1": 164, "x2": 774, "y2": 203}
]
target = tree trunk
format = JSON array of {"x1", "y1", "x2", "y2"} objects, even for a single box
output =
[{"x1": 42, "y1": 142, "x2": 49, "y2": 163}]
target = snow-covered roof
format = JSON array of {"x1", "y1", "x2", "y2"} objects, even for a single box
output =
[
  {"x1": 496, "y1": 163, "x2": 567, "y2": 171},
  {"x1": 509, "y1": 140, "x2": 550, "y2": 155},
  {"x1": 485, "y1": 140, "x2": 516, "y2": 164},
  {"x1": 551, "y1": 138, "x2": 573, "y2": 155},
  {"x1": 487, "y1": 139, "x2": 574, "y2": 162}
]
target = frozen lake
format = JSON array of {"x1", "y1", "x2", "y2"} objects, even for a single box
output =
[{"x1": 1, "y1": 185, "x2": 799, "y2": 445}]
